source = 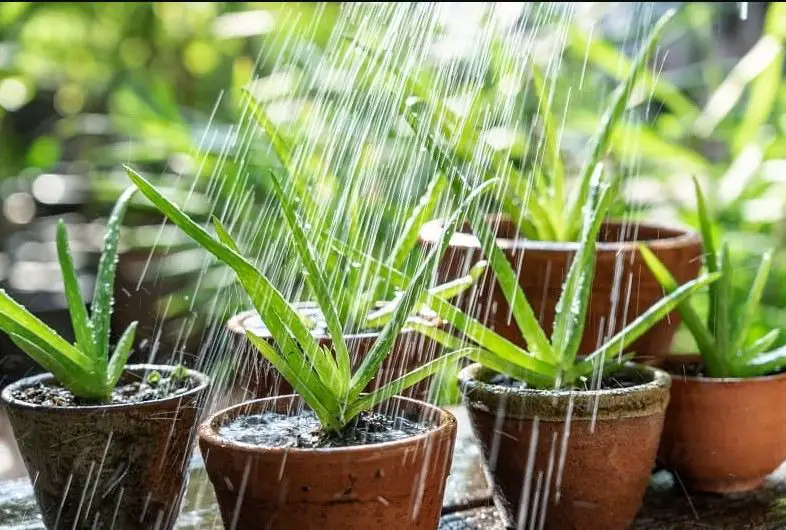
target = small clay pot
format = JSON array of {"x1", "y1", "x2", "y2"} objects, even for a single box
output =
[
  {"x1": 225, "y1": 302, "x2": 443, "y2": 401},
  {"x1": 458, "y1": 363, "x2": 670, "y2": 530},
  {"x1": 657, "y1": 355, "x2": 786, "y2": 493},
  {"x1": 1, "y1": 364, "x2": 210, "y2": 529},
  {"x1": 198, "y1": 394, "x2": 457, "y2": 530},
  {"x1": 420, "y1": 216, "x2": 702, "y2": 362}
]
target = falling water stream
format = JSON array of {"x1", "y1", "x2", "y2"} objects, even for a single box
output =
[{"x1": 0, "y1": 2, "x2": 758, "y2": 529}]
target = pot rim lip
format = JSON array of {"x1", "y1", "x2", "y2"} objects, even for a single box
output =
[
  {"x1": 225, "y1": 302, "x2": 439, "y2": 339},
  {"x1": 662, "y1": 353, "x2": 786, "y2": 384},
  {"x1": 198, "y1": 394, "x2": 456, "y2": 455},
  {"x1": 457, "y1": 362, "x2": 670, "y2": 399},
  {"x1": 418, "y1": 216, "x2": 702, "y2": 252},
  {"x1": 0, "y1": 363, "x2": 210, "y2": 412}
]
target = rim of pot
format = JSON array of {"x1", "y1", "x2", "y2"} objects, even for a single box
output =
[
  {"x1": 0, "y1": 363, "x2": 210, "y2": 412},
  {"x1": 226, "y1": 302, "x2": 441, "y2": 340},
  {"x1": 198, "y1": 394, "x2": 456, "y2": 454},
  {"x1": 661, "y1": 353, "x2": 786, "y2": 384},
  {"x1": 457, "y1": 362, "x2": 671, "y2": 421},
  {"x1": 418, "y1": 217, "x2": 702, "y2": 253}
]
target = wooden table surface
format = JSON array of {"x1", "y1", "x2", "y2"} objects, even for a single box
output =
[{"x1": 2, "y1": 406, "x2": 785, "y2": 529}]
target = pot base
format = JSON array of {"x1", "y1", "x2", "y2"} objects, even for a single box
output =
[{"x1": 678, "y1": 475, "x2": 766, "y2": 494}]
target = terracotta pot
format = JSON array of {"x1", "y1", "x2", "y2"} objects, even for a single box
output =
[
  {"x1": 1, "y1": 364, "x2": 210, "y2": 529},
  {"x1": 657, "y1": 355, "x2": 786, "y2": 493},
  {"x1": 420, "y1": 216, "x2": 702, "y2": 361},
  {"x1": 198, "y1": 394, "x2": 457, "y2": 530},
  {"x1": 225, "y1": 302, "x2": 443, "y2": 401},
  {"x1": 458, "y1": 362, "x2": 670, "y2": 530}
]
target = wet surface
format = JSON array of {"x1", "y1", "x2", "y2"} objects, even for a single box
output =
[{"x1": 2, "y1": 406, "x2": 786, "y2": 529}]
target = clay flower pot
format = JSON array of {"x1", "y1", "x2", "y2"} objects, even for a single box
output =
[
  {"x1": 420, "y1": 216, "x2": 702, "y2": 361},
  {"x1": 198, "y1": 394, "x2": 457, "y2": 530},
  {"x1": 657, "y1": 355, "x2": 786, "y2": 493},
  {"x1": 1, "y1": 364, "x2": 210, "y2": 529},
  {"x1": 458, "y1": 363, "x2": 670, "y2": 530},
  {"x1": 225, "y1": 302, "x2": 442, "y2": 401}
]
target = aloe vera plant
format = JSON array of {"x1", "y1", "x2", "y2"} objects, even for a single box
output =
[
  {"x1": 640, "y1": 177, "x2": 786, "y2": 378},
  {"x1": 126, "y1": 165, "x2": 493, "y2": 432},
  {"x1": 327, "y1": 165, "x2": 719, "y2": 389},
  {"x1": 352, "y1": 9, "x2": 676, "y2": 243},
  {"x1": 0, "y1": 188, "x2": 138, "y2": 401}
]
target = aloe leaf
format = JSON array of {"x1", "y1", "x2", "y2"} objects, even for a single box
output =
[
  {"x1": 105, "y1": 322, "x2": 138, "y2": 390},
  {"x1": 241, "y1": 90, "x2": 320, "y2": 219},
  {"x1": 246, "y1": 332, "x2": 341, "y2": 431},
  {"x1": 344, "y1": 348, "x2": 471, "y2": 421},
  {"x1": 566, "y1": 9, "x2": 676, "y2": 239},
  {"x1": 91, "y1": 186, "x2": 137, "y2": 371},
  {"x1": 212, "y1": 211, "x2": 341, "y2": 389},
  {"x1": 409, "y1": 322, "x2": 555, "y2": 387},
  {"x1": 739, "y1": 329, "x2": 780, "y2": 363},
  {"x1": 551, "y1": 167, "x2": 613, "y2": 367},
  {"x1": 638, "y1": 244, "x2": 720, "y2": 371},
  {"x1": 530, "y1": 63, "x2": 564, "y2": 203},
  {"x1": 692, "y1": 176, "x2": 718, "y2": 334},
  {"x1": 323, "y1": 234, "x2": 557, "y2": 378},
  {"x1": 347, "y1": 178, "x2": 499, "y2": 400},
  {"x1": 404, "y1": 108, "x2": 556, "y2": 362},
  {"x1": 582, "y1": 272, "x2": 721, "y2": 371},
  {"x1": 56, "y1": 220, "x2": 93, "y2": 358},
  {"x1": 9, "y1": 333, "x2": 97, "y2": 399},
  {"x1": 565, "y1": 11, "x2": 697, "y2": 119},
  {"x1": 268, "y1": 170, "x2": 350, "y2": 396},
  {"x1": 732, "y1": 344, "x2": 786, "y2": 378},
  {"x1": 389, "y1": 171, "x2": 448, "y2": 270},
  {"x1": 715, "y1": 244, "x2": 733, "y2": 375},
  {"x1": 126, "y1": 166, "x2": 326, "y2": 378},
  {"x1": 731, "y1": 250, "x2": 772, "y2": 357},
  {"x1": 365, "y1": 261, "x2": 486, "y2": 328},
  {"x1": 0, "y1": 289, "x2": 93, "y2": 370}
]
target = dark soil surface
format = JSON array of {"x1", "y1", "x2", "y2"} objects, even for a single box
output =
[
  {"x1": 12, "y1": 370, "x2": 198, "y2": 407},
  {"x1": 220, "y1": 409, "x2": 433, "y2": 449},
  {"x1": 489, "y1": 369, "x2": 646, "y2": 391}
]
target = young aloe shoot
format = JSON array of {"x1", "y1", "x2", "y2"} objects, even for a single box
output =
[
  {"x1": 0, "y1": 188, "x2": 139, "y2": 401},
  {"x1": 336, "y1": 167, "x2": 719, "y2": 389},
  {"x1": 126, "y1": 165, "x2": 494, "y2": 433},
  {"x1": 640, "y1": 177, "x2": 786, "y2": 378}
]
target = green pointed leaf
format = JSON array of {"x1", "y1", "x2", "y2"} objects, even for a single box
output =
[
  {"x1": 566, "y1": 9, "x2": 676, "y2": 238},
  {"x1": 739, "y1": 329, "x2": 780, "y2": 362},
  {"x1": 56, "y1": 220, "x2": 93, "y2": 358},
  {"x1": 344, "y1": 348, "x2": 471, "y2": 421},
  {"x1": 715, "y1": 244, "x2": 733, "y2": 375},
  {"x1": 582, "y1": 272, "x2": 721, "y2": 369},
  {"x1": 403, "y1": 107, "x2": 555, "y2": 362},
  {"x1": 106, "y1": 322, "x2": 137, "y2": 390},
  {"x1": 268, "y1": 170, "x2": 350, "y2": 396},
  {"x1": 91, "y1": 186, "x2": 137, "y2": 370},
  {"x1": 347, "y1": 178, "x2": 499, "y2": 400},
  {"x1": 9, "y1": 332, "x2": 97, "y2": 399},
  {"x1": 530, "y1": 63, "x2": 565, "y2": 203},
  {"x1": 246, "y1": 332, "x2": 341, "y2": 431},
  {"x1": 638, "y1": 244, "x2": 720, "y2": 372},
  {"x1": 323, "y1": 234, "x2": 557, "y2": 378},
  {"x1": 0, "y1": 289, "x2": 92, "y2": 370},
  {"x1": 551, "y1": 166, "x2": 613, "y2": 366},
  {"x1": 732, "y1": 250, "x2": 772, "y2": 357},
  {"x1": 733, "y1": 344, "x2": 786, "y2": 378}
]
